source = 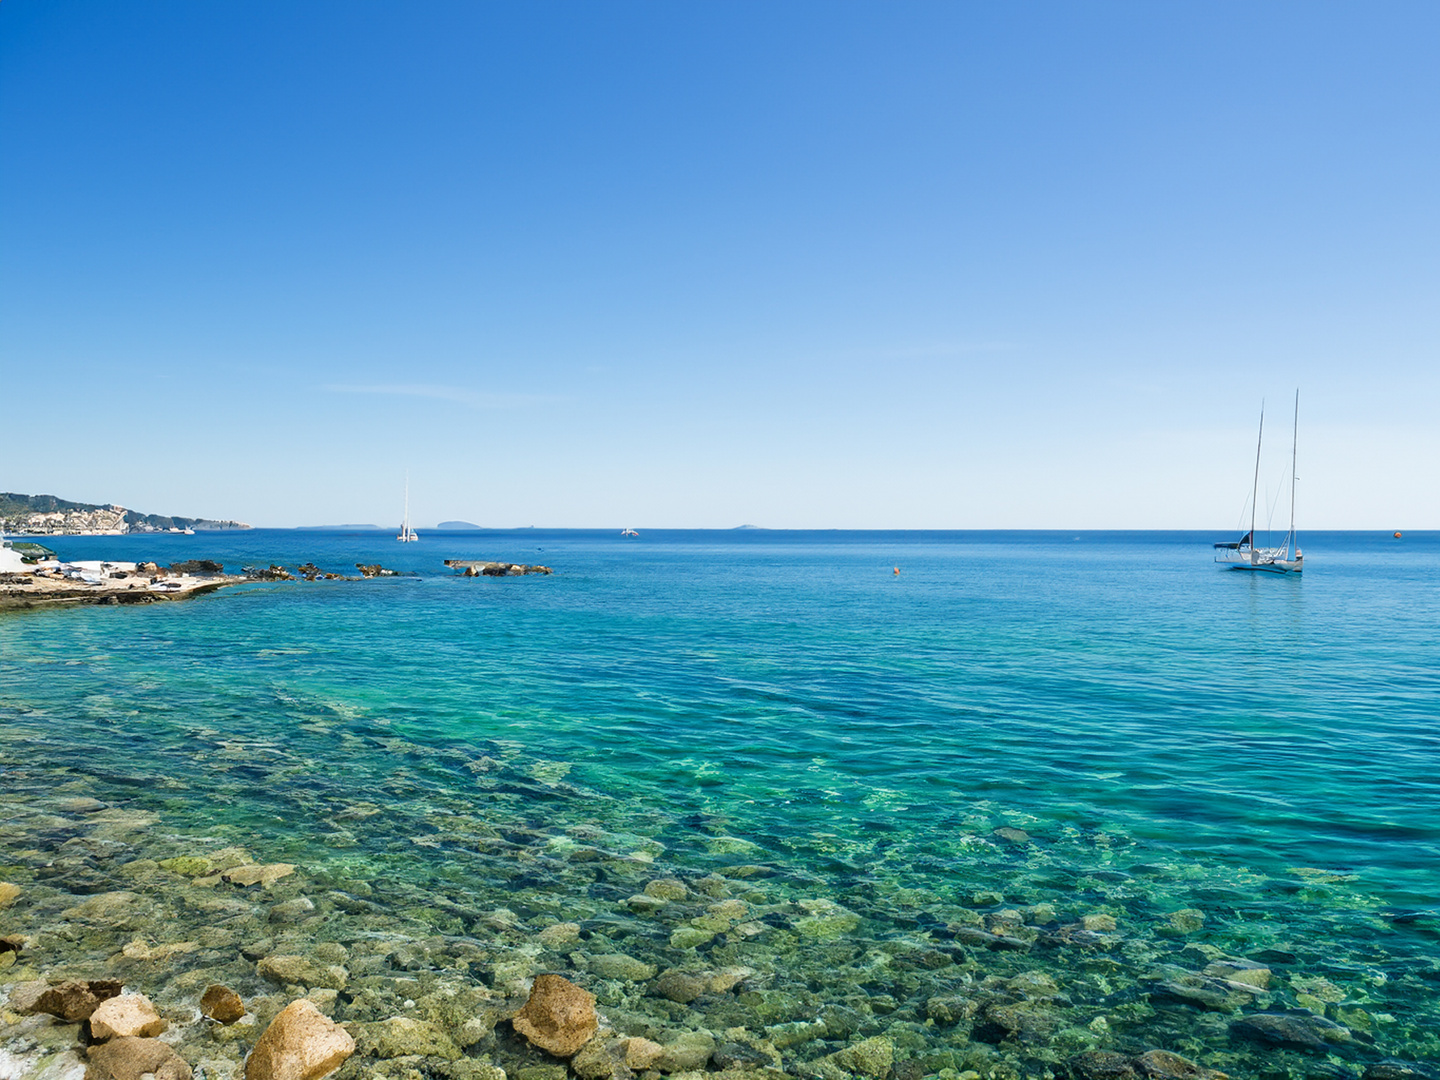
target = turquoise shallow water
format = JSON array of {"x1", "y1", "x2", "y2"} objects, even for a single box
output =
[{"x1": 2, "y1": 529, "x2": 1438, "y2": 1078}]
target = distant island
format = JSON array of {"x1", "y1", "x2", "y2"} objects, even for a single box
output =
[
  {"x1": 0, "y1": 492, "x2": 249, "y2": 536},
  {"x1": 437, "y1": 520, "x2": 482, "y2": 530}
]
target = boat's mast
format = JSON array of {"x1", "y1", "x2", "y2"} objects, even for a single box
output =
[
  {"x1": 1288, "y1": 390, "x2": 1299, "y2": 560},
  {"x1": 1250, "y1": 403, "x2": 1264, "y2": 563}
]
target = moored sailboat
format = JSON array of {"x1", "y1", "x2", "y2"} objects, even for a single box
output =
[
  {"x1": 398, "y1": 475, "x2": 419, "y2": 543},
  {"x1": 1214, "y1": 391, "x2": 1302, "y2": 574}
]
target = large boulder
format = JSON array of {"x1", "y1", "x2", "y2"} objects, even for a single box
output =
[
  {"x1": 512, "y1": 974, "x2": 599, "y2": 1058},
  {"x1": 86, "y1": 1036, "x2": 191, "y2": 1080},
  {"x1": 89, "y1": 993, "x2": 167, "y2": 1040},
  {"x1": 244, "y1": 999, "x2": 355, "y2": 1080}
]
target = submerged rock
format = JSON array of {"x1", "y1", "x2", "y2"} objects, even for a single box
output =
[
  {"x1": 1165, "y1": 909, "x2": 1206, "y2": 934},
  {"x1": 1066, "y1": 1050, "x2": 1137, "y2": 1080},
  {"x1": 537, "y1": 922, "x2": 582, "y2": 947},
  {"x1": 645, "y1": 878, "x2": 689, "y2": 901},
  {"x1": 1202, "y1": 961, "x2": 1271, "y2": 991},
  {"x1": 654, "y1": 970, "x2": 708, "y2": 1004},
  {"x1": 1364, "y1": 1063, "x2": 1437, "y2": 1080},
  {"x1": 622, "y1": 1037, "x2": 665, "y2": 1070},
  {"x1": 822, "y1": 1036, "x2": 894, "y2": 1080},
  {"x1": 1230, "y1": 1009, "x2": 1352, "y2": 1050},
  {"x1": 12, "y1": 978, "x2": 124, "y2": 1022},
  {"x1": 582, "y1": 953, "x2": 658, "y2": 982},
  {"x1": 157, "y1": 856, "x2": 214, "y2": 877},
  {"x1": 224, "y1": 863, "x2": 296, "y2": 888},
  {"x1": 256, "y1": 955, "x2": 348, "y2": 990},
  {"x1": 512, "y1": 974, "x2": 598, "y2": 1058},
  {"x1": 86, "y1": 1035, "x2": 192, "y2": 1080},
  {"x1": 657, "y1": 1030, "x2": 716, "y2": 1072},
  {"x1": 243, "y1": 998, "x2": 354, "y2": 1080},
  {"x1": 1134, "y1": 1049, "x2": 1228, "y2": 1080},
  {"x1": 571, "y1": 1035, "x2": 634, "y2": 1080},
  {"x1": 354, "y1": 1016, "x2": 462, "y2": 1060}
]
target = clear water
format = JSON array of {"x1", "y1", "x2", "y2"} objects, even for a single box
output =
[{"x1": 2, "y1": 530, "x2": 1438, "y2": 1078}]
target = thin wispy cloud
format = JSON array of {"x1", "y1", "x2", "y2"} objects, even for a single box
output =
[{"x1": 324, "y1": 383, "x2": 552, "y2": 408}]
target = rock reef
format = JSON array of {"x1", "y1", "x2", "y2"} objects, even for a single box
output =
[{"x1": 445, "y1": 560, "x2": 554, "y2": 576}]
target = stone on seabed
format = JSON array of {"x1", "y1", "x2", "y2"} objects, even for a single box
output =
[
  {"x1": 244, "y1": 998, "x2": 355, "y2": 1080},
  {"x1": 12, "y1": 978, "x2": 124, "y2": 1022},
  {"x1": 512, "y1": 974, "x2": 599, "y2": 1058},
  {"x1": 88, "y1": 993, "x2": 168, "y2": 1040},
  {"x1": 201, "y1": 983, "x2": 246, "y2": 1024},
  {"x1": 1134, "y1": 1048, "x2": 1228, "y2": 1080},
  {"x1": 86, "y1": 1035, "x2": 192, "y2": 1080},
  {"x1": 355, "y1": 1016, "x2": 462, "y2": 1060},
  {"x1": 224, "y1": 863, "x2": 296, "y2": 887}
]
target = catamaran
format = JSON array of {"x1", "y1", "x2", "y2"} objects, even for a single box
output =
[
  {"x1": 397, "y1": 475, "x2": 419, "y2": 543},
  {"x1": 1214, "y1": 391, "x2": 1302, "y2": 573}
]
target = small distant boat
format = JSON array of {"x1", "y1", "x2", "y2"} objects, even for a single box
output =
[
  {"x1": 621, "y1": 528, "x2": 639, "y2": 537},
  {"x1": 398, "y1": 475, "x2": 419, "y2": 543},
  {"x1": 1214, "y1": 391, "x2": 1303, "y2": 574}
]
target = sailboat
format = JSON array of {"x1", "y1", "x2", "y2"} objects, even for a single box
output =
[
  {"x1": 397, "y1": 475, "x2": 419, "y2": 543},
  {"x1": 1214, "y1": 391, "x2": 1302, "y2": 573}
]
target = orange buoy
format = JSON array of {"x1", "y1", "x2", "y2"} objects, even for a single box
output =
[
  {"x1": 893, "y1": 567, "x2": 900, "y2": 575},
  {"x1": 1394, "y1": 531, "x2": 1403, "y2": 539}
]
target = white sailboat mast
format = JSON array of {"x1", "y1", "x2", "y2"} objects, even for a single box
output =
[
  {"x1": 1288, "y1": 390, "x2": 1299, "y2": 561},
  {"x1": 1250, "y1": 403, "x2": 1264, "y2": 563}
]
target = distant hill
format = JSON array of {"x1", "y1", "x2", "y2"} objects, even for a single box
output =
[
  {"x1": 437, "y1": 520, "x2": 483, "y2": 530},
  {"x1": 0, "y1": 492, "x2": 250, "y2": 534}
]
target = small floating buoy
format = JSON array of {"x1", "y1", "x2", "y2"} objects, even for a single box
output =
[
  {"x1": 1394, "y1": 531, "x2": 1403, "y2": 539},
  {"x1": 893, "y1": 567, "x2": 900, "y2": 575}
]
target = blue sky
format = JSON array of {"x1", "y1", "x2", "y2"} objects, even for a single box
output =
[{"x1": 3, "y1": 2, "x2": 1436, "y2": 528}]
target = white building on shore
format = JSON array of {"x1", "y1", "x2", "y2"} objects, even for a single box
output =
[{"x1": 0, "y1": 535, "x2": 29, "y2": 573}]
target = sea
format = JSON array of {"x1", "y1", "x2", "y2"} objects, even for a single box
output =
[{"x1": 1, "y1": 529, "x2": 1437, "y2": 1079}]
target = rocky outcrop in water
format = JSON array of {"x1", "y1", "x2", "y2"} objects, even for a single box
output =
[
  {"x1": 89, "y1": 993, "x2": 167, "y2": 1039},
  {"x1": 445, "y1": 560, "x2": 554, "y2": 576},
  {"x1": 243, "y1": 998, "x2": 355, "y2": 1080},
  {"x1": 512, "y1": 974, "x2": 598, "y2": 1057}
]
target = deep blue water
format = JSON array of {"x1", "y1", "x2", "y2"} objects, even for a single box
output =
[{"x1": 2, "y1": 529, "x2": 1438, "y2": 1071}]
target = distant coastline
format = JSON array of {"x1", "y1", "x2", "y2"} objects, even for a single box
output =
[{"x1": 0, "y1": 491, "x2": 249, "y2": 536}]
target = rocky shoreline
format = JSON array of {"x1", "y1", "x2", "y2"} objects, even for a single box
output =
[
  {"x1": 0, "y1": 561, "x2": 428, "y2": 612},
  {"x1": 1, "y1": 556, "x2": 552, "y2": 611},
  {"x1": 2, "y1": 733, "x2": 1435, "y2": 1080},
  {"x1": 0, "y1": 567, "x2": 244, "y2": 612}
]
